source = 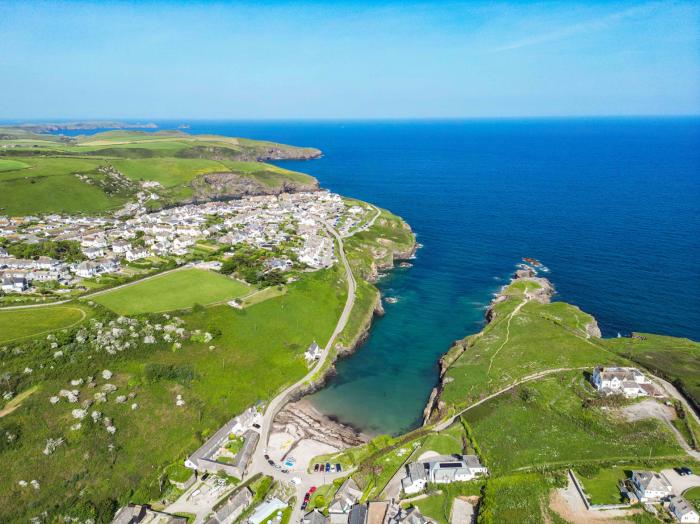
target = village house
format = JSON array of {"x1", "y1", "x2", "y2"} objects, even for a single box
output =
[
  {"x1": 630, "y1": 470, "x2": 672, "y2": 502},
  {"x1": 329, "y1": 477, "x2": 363, "y2": 522},
  {"x1": 304, "y1": 341, "x2": 323, "y2": 363},
  {"x1": 401, "y1": 455, "x2": 487, "y2": 495},
  {"x1": 669, "y1": 496, "x2": 700, "y2": 523},
  {"x1": 591, "y1": 366, "x2": 658, "y2": 398},
  {"x1": 303, "y1": 509, "x2": 329, "y2": 524}
]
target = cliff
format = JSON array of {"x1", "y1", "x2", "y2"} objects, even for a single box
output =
[{"x1": 190, "y1": 171, "x2": 319, "y2": 201}]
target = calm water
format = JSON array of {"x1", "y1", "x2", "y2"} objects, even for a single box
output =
[{"x1": 48, "y1": 118, "x2": 700, "y2": 435}]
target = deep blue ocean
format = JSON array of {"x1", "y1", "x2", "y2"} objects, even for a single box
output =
[{"x1": 43, "y1": 118, "x2": 700, "y2": 435}]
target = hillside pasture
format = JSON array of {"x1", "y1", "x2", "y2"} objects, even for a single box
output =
[
  {"x1": 0, "y1": 174, "x2": 124, "y2": 215},
  {"x1": 0, "y1": 305, "x2": 89, "y2": 343},
  {"x1": 91, "y1": 269, "x2": 252, "y2": 315},
  {"x1": 462, "y1": 372, "x2": 684, "y2": 475}
]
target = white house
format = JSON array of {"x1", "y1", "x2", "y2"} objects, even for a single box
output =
[
  {"x1": 304, "y1": 342, "x2": 323, "y2": 363},
  {"x1": 76, "y1": 261, "x2": 99, "y2": 278},
  {"x1": 125, "y1": 247, "x2": 149, "y2": 262},
  {"x1": 592, "y1": 367, "x2": 652, "y2": 398},
  {"x1": 401, "y1": 455, "x2": 487, "y2": 494},
  {"x1": 669, "y1": 496, "x2": 700, "y2": 523},
  {"x1": 630, "y1": 471, "x2": 672, "y2": 502}
]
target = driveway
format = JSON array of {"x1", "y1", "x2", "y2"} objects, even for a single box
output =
[{"x1": 661, "y1": 468, "x2": 700, "y2": 496}]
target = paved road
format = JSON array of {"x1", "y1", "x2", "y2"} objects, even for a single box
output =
[{"x1": 166, "y1": 221, "x2": 357, "y2": 524}]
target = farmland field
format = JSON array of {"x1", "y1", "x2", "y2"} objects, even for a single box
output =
[
  {"x1": 0, "y1": 305, "x2": 89, "y2": 343},
  {"x1": 92, "y1": 269, "x2": 252, "y2": 314}
]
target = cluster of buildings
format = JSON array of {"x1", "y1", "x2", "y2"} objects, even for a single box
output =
[
  {"x1": 591, "y1": 366, "x2": 661, "y2": 398},
  {"x1": 185, "y1": 407, "x2": 263, "y2": 479},
  {"x1": 401, "y1": 454, "x2": 488, "y2": 495},
  {"x1": 619, "y1": 470, "x2": 699, "y2": 523},
  {"x1": 302, "y1": 478, "x2": 437, "y2": 524},
  {"x1": 1, "y1": 191, "x2": 365, "y2": 295}
]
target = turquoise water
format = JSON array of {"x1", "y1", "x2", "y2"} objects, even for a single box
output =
[{"x1": 42, "y1": 118, "x2": 700, "y2": 435}]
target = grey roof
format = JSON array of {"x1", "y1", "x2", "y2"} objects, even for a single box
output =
[
  {"x1": 304, "y1": 509, "x2": 329, "y2": 524},
  {"x1": 348, "y1": 504, "x2": 368, "y2": 524},
  {"x1": 670, "y1": 496, "x2": 698, "y2": 517},
  {"x1": 632, "y1": 471, "x2": 671, "y2": 492},
  {"x1": 407, "y1": 462, "x2": 426, "y2": 481}
]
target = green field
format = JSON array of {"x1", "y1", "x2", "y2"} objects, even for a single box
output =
[
  {"x1": 92, "y1": 269, "x2": 252, "y2": 314},
  {"x1": 0, "y1": 305, "x2": 89, "y2": 343},
  {"x1": 0, "y1": 158, "x2": 29, "y2": 172}
]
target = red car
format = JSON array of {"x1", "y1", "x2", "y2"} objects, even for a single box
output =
[{"x1": 309, "y1": 486, "x2": 317, "y2": 494}]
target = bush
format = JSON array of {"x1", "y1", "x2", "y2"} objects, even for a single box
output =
[{"x1": 144, "y1": 363, "x2": 195, "y2": 384}]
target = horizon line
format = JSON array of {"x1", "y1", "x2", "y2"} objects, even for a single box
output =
[{"x1": 2, "y1": 114, "x2": 700, "y2": 124}]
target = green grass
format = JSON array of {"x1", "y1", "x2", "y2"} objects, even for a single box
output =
[
  {"x1": 0, "y1": 174, "x2": 126, "y2": 215},
  {"x1": 0, "y1": 305, "x2": 89, "y2": 343},
  {"x1": 685, "y1": 486, "x2": 700, "y2": 507},
  {"x1": 0, "y1": 159, "x2": 29, "y2": 172},
  {"x1": 463, "y1": 372, "x2": 683, "y2": 475},
  {"x1": 91, "y1": 269, "x2": 251, "y2": 314},
  {"x1": 406, "y1": 482, "x2": 483, "y2": 524},
  {"x1": 477, "y1": 473, "x2": 553, "y2": 524},
  {"x1": 110, "y1": 157, "x2": 226, "y2": 187}
]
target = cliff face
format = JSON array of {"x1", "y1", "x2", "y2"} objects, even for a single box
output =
[
  {"x1": 177, "y1": 145, "x2": 322, "y2": 162},
  {"x1": 190, "y1": 171, "x2": 319, "y2": 201}
]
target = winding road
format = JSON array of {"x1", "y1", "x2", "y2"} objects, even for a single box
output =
[{"x1": 166, "y1": 220, "x2": 357, "y2": 524}]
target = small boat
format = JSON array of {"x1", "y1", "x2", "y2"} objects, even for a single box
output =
[{"x1": 385, "y1": 296, "x2": 399, "y2": 304}]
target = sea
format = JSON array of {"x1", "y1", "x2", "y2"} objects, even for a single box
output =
[{"x1": 44, "y1": 118, "x2": 700, "y2": 435}]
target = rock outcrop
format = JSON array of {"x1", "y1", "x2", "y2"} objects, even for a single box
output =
[
  {"x1": 190, "y1": 171, "x2": 319, "y2": 201},
  {"x1": 272, "y1": 399, "x2": 368, "y2": 449}
]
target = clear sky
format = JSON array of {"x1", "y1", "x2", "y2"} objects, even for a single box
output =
[{"x1": 1, "y1": 0, "x2": 699, "y2": 119}]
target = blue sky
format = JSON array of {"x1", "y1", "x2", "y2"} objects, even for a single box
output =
[{"x1": 1, "y1": 1, "x2": 699, "y2": 119}]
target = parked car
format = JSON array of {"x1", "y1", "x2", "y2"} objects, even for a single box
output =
[
  {"x1": 336, "y1": 464, "x2": 342, "y2": 472},
  {"x1": 264, "y1": 454, "x2": 270, "y2": 460},
  {"x1": 313, "y1": 464, "x2": 320, "y2": 472},
  {"x1": 309, "y1": 486, "x2": 317, "y2": 494},
  {"x1": 253, "y1": 423, "x2": 261, "y2": 429},
  {"x1": 281, "y1": 468, "x2": 289, "y2": 474},
  {"x1": 325, "y1": 463, "x2": 331, "y2": 472},
  {"x1": 676, "y1": 467, "x2": 693, "y2": 476},
  {"x1": 268, "y1": 459, "x2": 275, "y2": 466},
  {"x1": 301, "y1": 502, "x2": 307, "y2": 510}
]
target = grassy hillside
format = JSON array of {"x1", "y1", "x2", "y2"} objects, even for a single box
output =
[{"x1": 0, "y1": 128, "x2": 320, "y2": 215}]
